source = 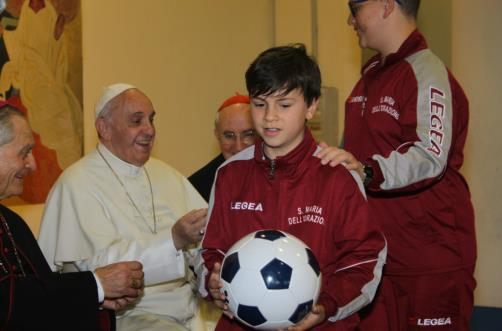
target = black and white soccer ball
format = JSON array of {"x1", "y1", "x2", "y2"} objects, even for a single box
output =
[{"x1": 220, "y1": 229, "x2": 322, "y2": 330}]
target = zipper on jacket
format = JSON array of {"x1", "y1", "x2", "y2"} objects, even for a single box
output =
[{"x1": 268, "y1": 159, "x2": 276, "y2": 180}]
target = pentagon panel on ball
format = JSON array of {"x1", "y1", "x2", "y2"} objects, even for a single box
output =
[{"x1": 220, "y1": 229, "x2": 322, "y2": 330}]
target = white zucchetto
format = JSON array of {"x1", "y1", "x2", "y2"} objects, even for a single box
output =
[{"x1": 95, "y1": 83, "x2": 136, "y2": 118}]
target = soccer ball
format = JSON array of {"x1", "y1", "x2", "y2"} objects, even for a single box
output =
[{"x1": 220, "y1": 229, "x2": 322, "y2": 330}]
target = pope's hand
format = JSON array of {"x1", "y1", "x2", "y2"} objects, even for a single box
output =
[{"x1": 172, "y1": 208, "x2": 208, "y2": 250}]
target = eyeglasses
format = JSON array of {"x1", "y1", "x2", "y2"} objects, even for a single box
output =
[
  {"x1": 220, "y1": 129, "x2": 256, "y2": 145},
  {"x1": 348, "y1": 0, "x2": 368, "y2": 17},
  {"x1": 348, "y1": 0, "x2": 402, "y2": 17}
]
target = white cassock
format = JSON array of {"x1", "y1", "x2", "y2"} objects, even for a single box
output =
[{"x1": 38, "y1": 144, "x2": 217, "y2": 331}]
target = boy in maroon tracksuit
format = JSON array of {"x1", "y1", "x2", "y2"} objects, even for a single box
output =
[
  {"x1": 317, "y1": 1, "x2": 476, "y2": 330},
  {"x1": 196, "y1": 44, "x2": 387, "y2": 330}
]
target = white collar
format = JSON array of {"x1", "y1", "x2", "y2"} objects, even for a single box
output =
[{"x1": 97, "y1": 143, "x2": 144, "y2": 177}]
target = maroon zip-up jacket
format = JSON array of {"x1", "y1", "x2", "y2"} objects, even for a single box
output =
[
  {"x1": 198, "y1": 129, "x2": 386, "y2": 330},
  {"x1": 344, "y1": 30, "x2": 476, "y2": 275}
]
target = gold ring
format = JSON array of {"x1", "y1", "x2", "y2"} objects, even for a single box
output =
[{"x1": 132, "y1": 279, "x2": 138, "y2": 288}]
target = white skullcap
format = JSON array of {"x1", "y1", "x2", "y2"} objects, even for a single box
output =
[{"x1": 95, "y1": 83, "x2": 136, "y2": 118}]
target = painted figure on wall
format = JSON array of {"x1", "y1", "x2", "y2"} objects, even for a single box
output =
[{"x1": 0, "y1": 0, "x2": 82, "y2": 203}]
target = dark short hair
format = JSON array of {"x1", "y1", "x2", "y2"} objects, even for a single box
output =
[
  {"x1": 245, "y1": 44, "x2": 321, "y2": 107},
  {"x1": 398, "y1": 0, "x2": 420, "y2": 19},
  {"x1": 0, "y1": 104, "x2": 25, "y2": 147}
]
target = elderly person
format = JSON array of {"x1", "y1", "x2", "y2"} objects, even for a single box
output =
[
  {"x1": 39, "y1": 83, "x2": 208, "y2": 330},
  {"x1": 189, "y1": 94, "x2": 255, "y2": 201},
  {"x1": 0, "y1": 104, "x2": 144, "y2": 331}
]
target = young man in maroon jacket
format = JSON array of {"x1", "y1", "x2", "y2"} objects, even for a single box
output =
[
  {"x1": 196, "y1": 44, "x2": 387, "y2": 330},
  {"x1": 317, "y1": 0, "x2": 476, "y2": 330}
]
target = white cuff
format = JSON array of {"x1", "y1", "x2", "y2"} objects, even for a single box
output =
[
  {"x1": 92, "y1": 272, "x2": 105, "y2": 302},
  {"x1": 142, "y1": 235, "x2": 185, "y2": 285}
]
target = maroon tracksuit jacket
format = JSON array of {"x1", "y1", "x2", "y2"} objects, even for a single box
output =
[
  {"x1": 345, "y1": 30, "x2": 475, "y2": 275},
  {"x1": 344, "y1": 30, "x2": 476, "y2": 330},
  {"x1": 198, "y1": 129, "x2": 387, "y2": 330}
]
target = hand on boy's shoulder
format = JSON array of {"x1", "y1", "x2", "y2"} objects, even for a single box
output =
[{"x1": 316, "y1": 141, "x2": 364, "y2": 180}]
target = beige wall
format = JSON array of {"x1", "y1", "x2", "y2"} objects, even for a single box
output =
[
  {"x1": 452, "y1": 0, "x2": 502, "y2": 308},
  {"x1": 315, "y1": 0, "x2": 361, "y2": 143},
  {"x1": 81, "y1": 0, "x2": 274, "y2": 175},
  {"x1": 418, "y1": 0, "x2": 451, "y2": 67}
]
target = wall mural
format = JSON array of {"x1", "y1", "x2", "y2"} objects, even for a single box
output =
[{"x1": 0, "y1": 0, "x2": 82, "y2": 203}]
